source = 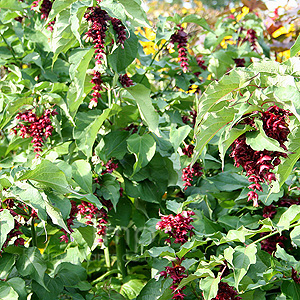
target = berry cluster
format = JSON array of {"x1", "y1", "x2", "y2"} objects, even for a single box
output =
[
  {"x1": 212, "y1": 282, "x2": 241, "y2": 300},
  {"x1": 182, "y1": 163, "x2": 203, "y2": 189},
  {"x1": 160, "y1": 257, "x2": 187, "y2": 300},
  {"x1": 170, "y1": 25, "x2": 189, "y2": 73},
  {"x1": 119, "y1": 74, "x2": 134, "y2": 88},
  {"x1": 31, "y1": 0, "x2": 55, "y2": 31},
  {"x1": 182, "y1": 144, "x2": 194, "y2": 157},
  {"x1": 13, "y1": 108, "x2": 57, "y2": 155},
  {"x1": 156, "y1": 210, "x2": 195, "y2": 245},
  {"x1": 84, "y1": 5, "x2": 128, "y2": 108},
  {"x1": 230, "y1": 105, "x2": 291, "y2": 206}
]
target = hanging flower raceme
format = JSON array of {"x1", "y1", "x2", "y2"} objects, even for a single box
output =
[
  {"x1": 156, "y1": 210, "x2": 195, "y2": 245},
  {"x1": 243, "y1": 29, "x2": 258, "y2": 51},
  {"x1": 111, "y1": 18, "x2": 127, "y2": 48},
  {"x1": 169, "y1": 25, "x2": 189, "y2": 73},
  {"x1": 212, "y1": 282, "x2": 241, "y2": 300},
  {"x1": 292, "y1": 268, "x2": 300, "y2": 284},
  {"x1": 12, "y1": 108, "x2": 57, "y2": 155},
  {"x1": 31, "y1": 0, "x2": 56, "y2": 31},
  {"x1": 160, "y1": 257, "x2": 187, "y2": 300},
  {"x1": 230, "y1": 105, "x2": 291, "y2": 207},
  {"x1": 89, "y1": 70, "x2": 104, "y2": 109}
]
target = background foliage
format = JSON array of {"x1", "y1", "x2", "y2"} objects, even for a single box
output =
[{"x1": 0, "y1": 0, "x2": 300, "y2": 299}]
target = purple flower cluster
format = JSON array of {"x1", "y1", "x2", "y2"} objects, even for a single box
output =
[
  {"x1": 13, "y1": 108, "x2": 57, "y2": 155},
  {"x1": 212, "y1": 282, "x2": 241, "y2": 300},
  {"x1": 160, "y1": 257, "x2": 188, "y2": 300},
  {"x1": 84, "y1": 6, "x2": 128, "y2": 108},
  {"x1": 170, "y1": 25, "x2": 189, "y2": 73},
  {"x1": 31, "y1": 0, "x2": 55, "y2": 31},
  {"x1": 182, "y1": 163, "x2": 203, "y2": 189},
  {"x1": 230, "y1": 105, "x2": 291, "y2": 206},
  {"x1": 156, "y1": 210, "x2": 195, "y2": 245},
  {"x1": 119, "y1": 74, "x2": 134, "y2": 88},
  {"x1": 243, "y1": 29, "x2": 258, "y2": 51}
]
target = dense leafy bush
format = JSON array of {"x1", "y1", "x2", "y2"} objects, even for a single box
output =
[{"x1": 0, "y1": 0, "x2": 300, "y2": 299}]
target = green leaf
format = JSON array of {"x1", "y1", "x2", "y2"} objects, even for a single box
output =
[
  {"x1": 16, "y1": 186, "x2": 47, "y2": 221},
  {"x1": 166, "y1": 200, "x2": 183, "y2": 214},
  {"x1": 7, "y1": 278, "x2": 27, "y2": 300},
  {"x1": 74, "y1": 105, "x2": 121, "y2": 158},
  {"x1": 219, "y1": 125, "x2": 253, "y2": 169},
  {"x1": 117, "y1": 0, "x2": 149, "y2": 27},
  {"x1": 69, "y1": 0, "x2": 93, "y2": 47},
  {"x1": 246, "y1": 120, "x2": 288, "y2": 153},
  {"x1": 47, "y1": 0, "x2": 78, "y2": 21},
  {"x1": 137, "y1": 278, "x2": 172, "y2": 300},
  {"x1": 120, "y1": 278, "x2": 145, "y2": 300},
  {"x1": 127, "y1": 134, "x2": 156, "y2": 175},
  {"x1": 72, "y1": 159, "x2": 93, "y2": 193},
  {"x1": 54, "y1": 262, "x2": 87, "y2": 287},
  {"x1": 276, "y1": 205, "x2": 300, "y2": 233},
  {"x1": 148, "y1": 246, "x2": 175, "y2": 258},
  {"x1": 181, "y1": 14, "x2": 211, "y2": 31},
  {"x1": 0, "y1": 253, "x2": 15, "y2": 280},
  {"x1": 291, "y1": 34, "x2": 300, "y2": 57},
  {"x1": 17, "y1": 160, "x2": 69, "y2": 193},
  {"x1": 126, "y1": 84, "x2": 160, "y2": 135},
  {"x1": 69, "y1": 47, "x2": 95, "y2": 102},
  {"x1": 108, "y1": 30, "x2": 138, "y2": 72},
  {"x1": 51, "y1": 9, "x2": 77, "y2": 64},
  {"x1": 96, "y1": 131, "x2": 130, "y2": 161},
  {"x1": 44, "y1": 199, "x2": 70, "y2": 233},
  {"x1": 0, "y1": 281, "x2": 18, "y2": 300},
  {"x1": 169, "y1": 124, "x2": 191, "y2": 151},
  {"x1": 16, "y1": 247, "x2": 47, "y2": 289},
  {"x1": 0, "y1": 210, "x2": 15, "y2": 249},
  {"x1": 275, "y1": 244, "x2": 297, "y2": 263},
  {"x1": 193, "y1": 107, "x2": 235, "y2": 164},
  {"x1": 290, "y1": 225, "x2": 300, "y2": 247},
  {"x1": 200, "y1": 276, "x2": 220, "y2": 300},
  {"x1": 100, "y1": 0, "x2": 126, "y2": 22},
  {"x1": 98, "y1": 174, "x2": 120, "y2": 210},
  {"x1": 0, "y1": 0, "x2": 24, "y2": 11},
  {"x1": 232, "y1": 244, "x2": 257, "y2": 290}
]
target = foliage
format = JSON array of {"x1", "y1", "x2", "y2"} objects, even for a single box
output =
[{"x1": 0, "y1": 0, "x2": 300, "y2": 299}]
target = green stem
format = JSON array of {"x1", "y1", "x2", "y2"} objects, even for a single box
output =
[
  {"x1": 91, "y1": 269, "x2": 120, "y2": 285},
  {"x1": 116, "y1": 229, "x2": 127, "y2": 278},
  {"x1": 31, "y1": 218, "x2": 37, "y2": 247},
  {"x1": 0, "y1": 31, "x2": 18, "y2": 65},
  {"x1": 250, "y1": 222, "x2": 299, "y2": 246},
  {"x1": 104, "y1": 246, "x2": 111, "y2": 269},
  {"x1": 139, "y1": 40, "x2": 168, "y2": 83}
]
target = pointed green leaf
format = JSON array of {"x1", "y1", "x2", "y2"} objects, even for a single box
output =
[
  {"x1": 0, "y1": 210, "x2": 14, "y2": 250},
  {"x1": 17, "y1": 160, "x2": 69, "y2": 193},
  {"x1": 291, "y1": 34, "x2": 300, "y2": 57},
  {"x1": 127, "y1": 84, "x2": 160, "y2": 135},
  {"x1": 74, "y1": 104, "x2": 121, "y2": 158},
  {"x1": 72, "y1": 159, "x2": 92, "y2": 193},
  {"x1": 169, "y1": 124, "x2": 191, "y2": 151},
  {"x1": 0, "y1": 253, "x2": 16, "y2": 280},
  {"x1": 16, "y1": 247, "x2": 47, "y2": 290},
  {"x1": 0, "y1": 281, "x2": 18, "y2": 300},
  {"x1": 200, "y1": 275, "x2": 220, "y2": 300},
  {"x1": 45, "y1": 199, "x2": 69, "y2": 233},
  {"x1": 127, "y1": 134, "x2": 156, "y2": 175},
  {"x1": 276, "y1": 205, "x2": 300, "y2": 233}
]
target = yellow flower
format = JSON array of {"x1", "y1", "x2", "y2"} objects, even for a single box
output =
[
  {"x1": 272, "y1": 24, "x2": 295, "y2": 38},
  {"x1": 220, "y1": 36, "x2": 236, "y2": 49},
  {"x1": 277, "y1": 50, "x2": 290, "y2": 62},
  {"x1": 236, "y1": 6, "x2": 249, "y2": 22}
]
